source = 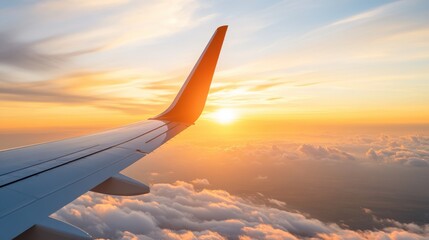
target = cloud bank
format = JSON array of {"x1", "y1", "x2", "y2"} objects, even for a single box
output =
[
  {"x1": 214, "y1": 134, "x2": 429, "y2": 168},
  {"x1": 366, "y1": 135, "x2": 429, "y2": 167},
  {"x1": 53, "y1": 180, "x2": 429, "y2": 240}
]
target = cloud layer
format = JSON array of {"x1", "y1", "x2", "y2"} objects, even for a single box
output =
[
  {"x1": 366, "y1": 135, "x2": 429, "y2": 167},
  {"x1": 53, "y1": 180, "x2": 429, "y2": 240},
  {"x1": 213, "y1": 134, "x2": 429, "y2": 168}
]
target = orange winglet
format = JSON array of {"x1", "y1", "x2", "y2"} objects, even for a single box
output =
[{"x1": 152, "y1": 26, "x2": 228, "y2": 124}]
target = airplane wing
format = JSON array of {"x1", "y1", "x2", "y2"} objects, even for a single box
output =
[{"x1": 0, "y1": 25, "x2": 228, "y2": 240}]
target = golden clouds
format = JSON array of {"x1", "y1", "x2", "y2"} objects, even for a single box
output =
[{"x1": 53, "y1": 180, "x2": 429, "y2": 239}]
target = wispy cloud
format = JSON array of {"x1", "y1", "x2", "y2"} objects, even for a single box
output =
[
  {"x1": 0, "y1": 0, "x2": 207, "y2": 73},
  {"x1": 1, "y1": 0, "x2": 429, "y2": 125},
  {"x1": 32, "y1": 0, "x2": 207, "y2": 54},
  {"x1": 0, "y1": 71, "x2": 164, "y2": 114},
  {"x1": 0, "y1": 31, "x2": 66, "y2": 71}
]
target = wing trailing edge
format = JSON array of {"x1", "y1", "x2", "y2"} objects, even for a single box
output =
[{"x1": 152, "y1": 25, "x2": 228, "y2": 124}]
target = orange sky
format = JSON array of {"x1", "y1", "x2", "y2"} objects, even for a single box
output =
[{"x1": 1, "y1": 0, "x2": 429, "y2": 134}]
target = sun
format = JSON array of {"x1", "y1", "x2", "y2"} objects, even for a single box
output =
[{"x1": 212, "y1": 108, "x2": 237, "y2": 124}]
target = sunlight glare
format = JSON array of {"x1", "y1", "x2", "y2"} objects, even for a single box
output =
[{"x1": 213, "y1": 108, "x2": 237, "y2": 124}]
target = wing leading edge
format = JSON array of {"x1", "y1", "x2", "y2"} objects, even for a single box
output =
[{"x1": 0, "y1": 25, "x2": 228, "y2": 239}]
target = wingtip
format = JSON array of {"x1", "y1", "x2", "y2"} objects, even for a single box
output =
[
  {"x1": 152, "y1": 25, "x2": 228, "y2": 123},
  {"x1": 217, "y1": 25, "x2": 228, "y2": 31}
]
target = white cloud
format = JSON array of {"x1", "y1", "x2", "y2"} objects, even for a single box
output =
[
  {"x1": 319, "y1": 229, "x2": 428, "y2": 240},
  {"x1": 240, "y1": 224, "x2": 298, "y2": 240},
  {"x1": 298, "y1": 144, "x2": 356, "y2": 161},
  {"x1": 217, "y1": 134, "x2": 429, "y2": 167},
  {"x1": 53, "y1": 180, "x2": 429, "y2": 240},
  {"x1": 191, "y1": 178, "x2": 210, "y2": 186},
  {"x1": 366, "y1": 135, "x2": 429, "y2": 167},
  {"x1": 268, "y1": 198, "x2": 286, "y2": 208},
  {"x1": 0, "y1": 0, "x2": 206, "y2": 73}
]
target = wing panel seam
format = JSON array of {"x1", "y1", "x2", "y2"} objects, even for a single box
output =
[{"x1": 0, "y1": 121, "x2": 172, "y2": 188}]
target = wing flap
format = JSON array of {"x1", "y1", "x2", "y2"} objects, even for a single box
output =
[{"x1": 0, "y1": 188, "x2": 35, "y2": 217}]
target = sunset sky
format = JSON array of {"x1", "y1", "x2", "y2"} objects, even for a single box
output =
[
  {"x1": 1, "y1": 0, "x2": 429, "y2": 239},
  {"x1": 1, "y1": 0, "x2": 429, "y2": 132}
]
